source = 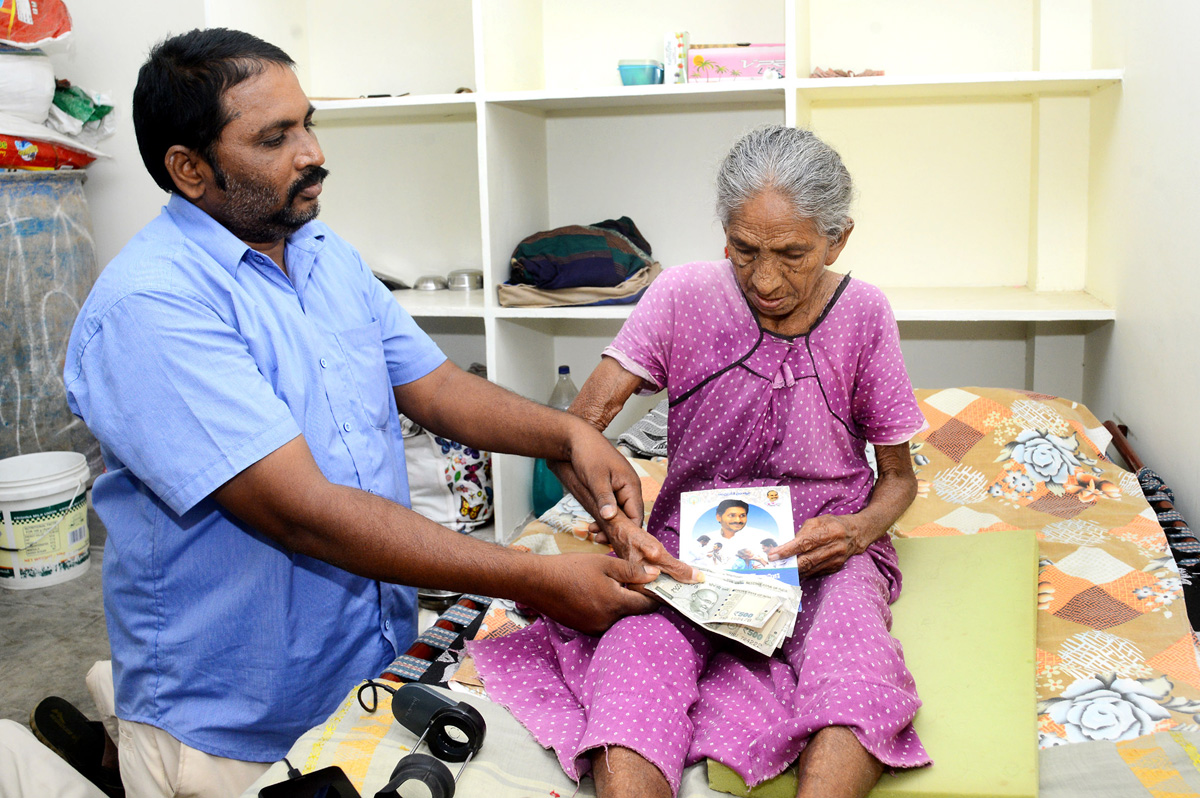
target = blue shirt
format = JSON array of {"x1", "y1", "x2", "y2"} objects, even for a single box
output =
[{"x1": 63, "y1": 195, "x2": 446, "y2": 760}]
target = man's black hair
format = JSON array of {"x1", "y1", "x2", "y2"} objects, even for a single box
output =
[
  {"x1": 716, "y1": 499, "x2": 749, "y2": 515},
  {"x1": 133, "y1": 28, "x2": 295, "y2": 193}
]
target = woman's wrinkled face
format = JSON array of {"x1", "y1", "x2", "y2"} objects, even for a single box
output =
[{"x1": 724, "y1": 189, "x2": 850, "y2": 331}]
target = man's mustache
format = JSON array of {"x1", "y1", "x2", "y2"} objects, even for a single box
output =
[{"x1": 287, "y1": 166, "x2": 330, "y2": 202}]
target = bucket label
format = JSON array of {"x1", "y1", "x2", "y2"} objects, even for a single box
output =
[{"x1": 0, "y1": 494, "x2": 88, "y2": 582}]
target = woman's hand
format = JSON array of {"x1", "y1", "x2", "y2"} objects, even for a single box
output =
[
  {"x1": 598, "y1": 515, "x2": 701, "y2": 584},
  {"x1": 767, "y1": 514, "x2": 875, "y2": 579},
  {"x1": 768, "y1": 441, "x2": 918, "y2": 579}
]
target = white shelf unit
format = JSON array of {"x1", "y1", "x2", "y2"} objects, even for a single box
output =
[{"x1": 208, "y1": 0, "x2": 1122, "y2": 539}]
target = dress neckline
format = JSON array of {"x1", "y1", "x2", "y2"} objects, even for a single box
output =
[{"x1": 727, "y1": 264, "x2": 852, "y2": 341}]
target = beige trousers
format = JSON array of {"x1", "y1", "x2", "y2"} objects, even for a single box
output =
[
  {"x1": 87, "y1": 661, "x2": 270, "y2": 798},
  {"x1": 0, "y1": 718, "x2": 107, "y2": 798}
]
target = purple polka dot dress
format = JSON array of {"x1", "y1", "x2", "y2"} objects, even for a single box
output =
[{"x1": 469, "y1": 262, "x2": 932, "y2": 794}]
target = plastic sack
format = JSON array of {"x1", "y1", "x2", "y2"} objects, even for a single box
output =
[
  {"x1": 0, "y1": 0, "x2": 72, "y2": 49},
  {"x1": 0, "y1": 48, "x2": 54, "y2": 122},
  {"x1": 52, "y1": 83, "x2": 112, "y2": 125},
  {"x1": 0, "y1": 133, "x2": 93, "y2": 169},
  {"x1": 47, "y1": 82, "x2": 115, "y2": 148},
  {"x1": 0, "y1": 110, "x2": 106, "y2": 169}
]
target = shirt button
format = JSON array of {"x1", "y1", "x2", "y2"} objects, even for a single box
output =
[
  {"x1": 343, "y1": 422, "x2": 352, "y2": 432},
  {"x1": 320, "y1": 358, "x2": 328, "y2": 368},
  {"x1": 384, "y1": 620, "x2": 391, "y2": 630}
]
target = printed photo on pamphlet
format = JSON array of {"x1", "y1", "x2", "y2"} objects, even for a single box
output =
[{"x1": 679, "y1": 486, "x2": 798, "y2": 586}]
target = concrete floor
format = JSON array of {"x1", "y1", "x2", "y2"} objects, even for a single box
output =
[{"x1": 0, "y1": 496, "x2": 110, "y2": 730}]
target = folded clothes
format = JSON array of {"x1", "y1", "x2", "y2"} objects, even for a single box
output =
[
  {"x1": 498, "y1": 260, "x2": 661, "y2": 308},
  {"x1": 506, "y1": 215, "x2": 655, "y2": 291}
]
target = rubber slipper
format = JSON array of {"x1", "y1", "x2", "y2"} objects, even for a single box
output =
[{"x1": 29, "y1": 696, "x2": 124, "y2": 797}]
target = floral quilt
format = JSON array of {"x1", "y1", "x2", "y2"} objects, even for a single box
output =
[{"x1": 895, "y1": 387, "x2": 1200, "y2": 748}]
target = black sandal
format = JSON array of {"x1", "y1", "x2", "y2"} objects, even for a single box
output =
[{"x1": 29, "y1": 696, "x2": 124, "y2": 798}]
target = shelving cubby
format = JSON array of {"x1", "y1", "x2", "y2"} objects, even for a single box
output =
[{"x1": 210, "y1": 0, "x2": 1121, "y2": 539}]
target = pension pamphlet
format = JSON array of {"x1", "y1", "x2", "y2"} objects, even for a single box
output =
[
  {"x1": 679, "y1": 485, "x2": 800, "y2": 587},
  {"x1": 646, "y1": 485, "x2": 802, "y2": 654}
]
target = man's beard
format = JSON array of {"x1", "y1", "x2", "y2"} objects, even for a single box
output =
[{"x1": 210, "y1": 160, "x2": 329, "y2": 243}]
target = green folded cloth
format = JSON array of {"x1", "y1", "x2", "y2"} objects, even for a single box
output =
[{"x1": 708, "y1": 531, "x2": 1038, "y2": 798}]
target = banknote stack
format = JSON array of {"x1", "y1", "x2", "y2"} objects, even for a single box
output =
[{"x1": 645, "y1": 566, "x2": 801, "y2": 656}]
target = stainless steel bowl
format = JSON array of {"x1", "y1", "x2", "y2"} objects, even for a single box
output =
[
  {"x1": 447, "y1": 269, "x2": 484, "y2": 290},
  {"x1": 413, "y1": 274, "x2": 448, "y2": 291},
  {"x1": 417, "y1": 588, "x2": 463, "y2": 613}
]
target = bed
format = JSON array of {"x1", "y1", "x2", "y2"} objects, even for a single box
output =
[{"x1": 245, "y1": 387, "x2": 1200, "y2": 798}]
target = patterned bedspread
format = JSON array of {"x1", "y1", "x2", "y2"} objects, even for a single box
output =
[{"x1": 895, "y1": 387, "x2": 1200, "y2": 748}]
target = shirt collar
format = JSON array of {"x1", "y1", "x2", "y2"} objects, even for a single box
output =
[{"x1": 163, "y1": 193, "x2": 326, "y2": 278}]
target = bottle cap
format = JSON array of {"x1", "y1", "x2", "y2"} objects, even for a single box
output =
[{"x1": 558, "y1": 365, "x2": 570, "y2": 374}]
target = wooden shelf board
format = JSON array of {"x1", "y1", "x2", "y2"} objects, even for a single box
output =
[
  {"x1": 883, "y1": 286, "x2": 1114, "y2": 321},
  {"x1": 312, "y1": 94, "x2": 477, "y2": 121},
  {"x1": 392, "y1": 289, "x2": 486, "y2": 318},
  {"x1": 798, "y1": 69, "x2": 1123, "y2": 102}
]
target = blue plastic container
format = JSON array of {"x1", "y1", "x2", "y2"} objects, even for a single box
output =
[{"x1": 618, "y1": 60, "x2": 664, "y2": 86}]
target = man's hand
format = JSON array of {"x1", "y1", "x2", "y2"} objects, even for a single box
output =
[
  {"x1": 767, "y1": 514, "x2": 870, "y2": 579},
  {"x1": 525, "y1": 553, "x2": 661, "y2": 635},
  {"x1": 595, "y1": 515, "x2": 700, "y2": 584},
  {"x1": 550, "y1": 429, "x2": 645, "y2": 529}
]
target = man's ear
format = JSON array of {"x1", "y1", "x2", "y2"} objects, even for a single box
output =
[{"x1": 164, "y1": 145, "x2": 211, "y2": 201}]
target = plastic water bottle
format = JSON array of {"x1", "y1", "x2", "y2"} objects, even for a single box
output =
[
  {"x1": 532, "y1": 366, "x2": 579, "y2": 516},
  {"x1": 547, "y1": 365, "x2": 579, "y2": 412}
]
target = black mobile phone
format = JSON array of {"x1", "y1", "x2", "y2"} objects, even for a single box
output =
[{"x1": 258, "y1": 766, "x2": 361, "y2": 798}]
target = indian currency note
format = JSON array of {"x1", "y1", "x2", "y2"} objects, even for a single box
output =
[
  {"x1": 709, "y1": 590, "x2": 798, "y2": 655},
  {"x1": 691, "y1": 570, "x2": 787, "y2": 627},
  {"x1": 647, "y1": 577, "x2": 794, "y2": 649},
  {"x1": 646, "y1": 569, "x2": 787, "y2": 627},
  {"x1": 646, "y1": 567, "x2": 803, "y2": 654},
  {"x1": 645, "y1": 575, "x2": 736, "y2": 625},
  {"x1": 694, "y1": 568, "x2": 802, "y2": 653},
  {"x1": 708, "y1": 617, "x2": 778, "y2": 656}
]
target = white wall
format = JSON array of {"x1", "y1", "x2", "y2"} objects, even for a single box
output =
[
  {"x1": 48, "y1": 0, "x2": 205, "y2": 268},
  {"x1": 1084, "y1": 1, "x2": 1200, "y2": 523}
]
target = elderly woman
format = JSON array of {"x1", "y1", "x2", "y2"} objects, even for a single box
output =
[{"x1": 470, "y1": 126, "x2": 930, "y2": 798}]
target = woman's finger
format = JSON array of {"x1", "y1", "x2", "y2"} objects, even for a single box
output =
[
  {"x1": 629, "y1": 533, "x2": 700, "y2": 583},
  {"x1": 769, "y1": 516, "x2": 847, "y2": 561},
  {"x1": 794, "y1": 543, "x2": 850, "y2": 578}
]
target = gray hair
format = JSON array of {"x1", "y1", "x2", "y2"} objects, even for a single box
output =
[{"x1": 716, "y1": 125, "x2": 854, "y2": 240}]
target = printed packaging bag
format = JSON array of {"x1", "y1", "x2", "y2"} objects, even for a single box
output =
[{"x1": 400, "y1": 415, "x2": 493, "y2": 533}]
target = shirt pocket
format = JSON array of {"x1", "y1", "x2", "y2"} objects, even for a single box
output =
[{"x1": 335, "y1": 320, "x2": 393, "y2": 430}]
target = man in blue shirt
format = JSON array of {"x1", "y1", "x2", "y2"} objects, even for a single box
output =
[{"x1": 62, "y1": 28, "x2": 694, "y2": 797}]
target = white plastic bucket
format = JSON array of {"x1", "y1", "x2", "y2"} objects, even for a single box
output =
[{"x1": 0, "y1": 451, "x2": 90, "y2": 589}]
